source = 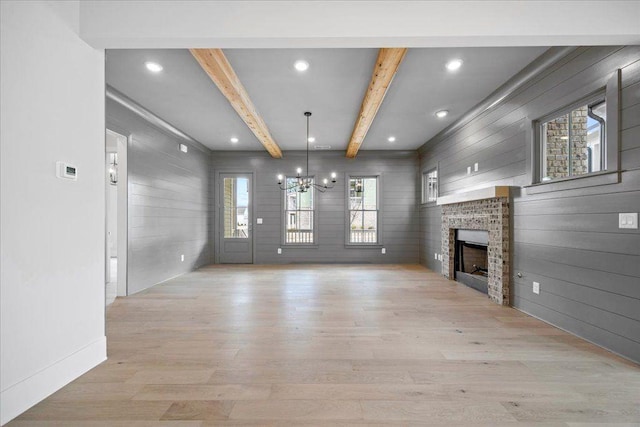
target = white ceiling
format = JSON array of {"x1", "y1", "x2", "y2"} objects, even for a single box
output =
[{"x1": 106, "y1": 46, "x2": 547, "y2": 152}]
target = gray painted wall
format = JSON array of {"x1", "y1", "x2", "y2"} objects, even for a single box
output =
[
  {"x1": 210, "y1": 150, "x2": 419, "y2": 264},
  {"x1": 418, "y1": 46, "x2": 640, "y2": 363},
  {"x1": 106, "y1": 99, "x2": 212, "y2": 294}
]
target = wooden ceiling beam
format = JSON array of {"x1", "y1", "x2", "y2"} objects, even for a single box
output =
[
  {"x1": 190, "y1": 48, "x2": 283, "y2": 158},
  {"x1": 345, "y1": 48, "x2": 408, "y2": 158}
]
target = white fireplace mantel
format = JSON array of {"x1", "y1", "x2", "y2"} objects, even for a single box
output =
[{"x1": 436, "y1": 186, "x2": 510, "y2": 206}]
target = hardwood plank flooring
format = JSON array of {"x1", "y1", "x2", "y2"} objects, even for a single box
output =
[{"x1": 10, "y1": 264, "x2": 640, "y2": 425}]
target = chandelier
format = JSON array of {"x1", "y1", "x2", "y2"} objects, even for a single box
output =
[{"x1": 277, "y1": 112, "x2": 337, "y2": 193}]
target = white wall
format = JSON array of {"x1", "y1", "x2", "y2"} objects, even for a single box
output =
[
  {"x1": 79, "y1": 0, "x2": 640, "y2": 49},
  {"x1": 0, "y1": 1, "x2": 106, "y2": 424}
]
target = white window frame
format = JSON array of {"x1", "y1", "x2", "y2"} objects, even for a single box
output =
[
  {"x1": 422, "y1": 168, "x2": 438, "y2": 204},
  {"x1": 346, "y1": 175, "x2": 381, "y2": 246},
  {"x1": 282, "y1": 176, "x2": 316, "y2": 246}
]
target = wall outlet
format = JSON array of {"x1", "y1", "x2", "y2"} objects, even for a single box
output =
[
  {"x1": 619, "y1": 212, "x2": 638, "y2": 229},
  {"x1": 533, "y1": 281, "x2": 540, "y2": 294},
  {"x1": 277, "y1": 248, "x2": 282, "y2": 254},
  {"x1": 181, "y1": 254, "x2": 184, "y2": 262},
  {"x1": 179, "y1": 143, "x2": 188, "y2": 153},
  {"x1": 474, "y1": 162, "x2": 479, "y2": 172},
  {"x1": 467, "y1": 166, "x2": 472, "y2": 175},
  {"x1": 257, "y1": 218, "x2": 263, "y2": 224},
  {"x1": 438, "y1": 254, "x2": 442, "y2": 261},
  {"x1": 381, "y1": 247, "x2": 386, "y2": 254},
  {"x1": 434, "y1": 252, "x2": 438, "y2": 260}
]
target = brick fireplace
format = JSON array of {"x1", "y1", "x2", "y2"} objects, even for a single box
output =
[{"x1": 437, "y1": 187, "x2": 511, "y2": 305}]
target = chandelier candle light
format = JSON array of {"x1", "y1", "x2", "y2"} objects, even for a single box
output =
[{"x1": 277, "y1": 112, "x2": 337, "y2": 193}]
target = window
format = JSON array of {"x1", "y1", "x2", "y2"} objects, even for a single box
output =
[
  {"x1": 539, "y1": 94, "x2": 606, "y2": 182},
  {"x1": 422, "y1": 168, "x2": 438, "y2": 203},
  {"x1": 348, "y1": 177, "x2": 378, "y2": 244},
  {"x1": 223, "y1": 177, "x2": 249, "y2": 238},
  {"x1": 284, "y1": 177, "x2": 314, "y2": 244},
  {"x1": 529, "y1": 70, "x2": 620, "y2": 193}
]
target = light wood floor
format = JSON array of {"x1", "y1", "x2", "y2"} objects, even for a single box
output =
[{"x1": 11, "y1": 264, "x2": 640, "y2": 426}]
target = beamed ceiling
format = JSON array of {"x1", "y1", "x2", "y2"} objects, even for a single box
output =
[{"x1": 106, "y1": 46, "x2": 548, "y2": 155}]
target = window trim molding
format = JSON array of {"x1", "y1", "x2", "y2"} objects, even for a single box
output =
[
  {"x1": 345, "y1": 173, "x2": 383, "y2": 247},
  {"x1": 421, "y1": 167, "x2": 439, "y2": 205},
  {"x1": 281, "y1": 175, "x2": 318, "y2": 247},
  {"x1": 527, "y1": 68, "x2": 621, "y2": 193}
]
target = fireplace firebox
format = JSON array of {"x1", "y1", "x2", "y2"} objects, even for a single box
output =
[{"x1": 454, "y1": 229, "x2": 489, "y2": 294}]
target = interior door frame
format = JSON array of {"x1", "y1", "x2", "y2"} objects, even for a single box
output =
[
  {"x1": 215, "y1": 171, "x2": 255, "y2": 264},
  {"x1": 106, "y1": 128, "x2": 129, "y2": 297}
]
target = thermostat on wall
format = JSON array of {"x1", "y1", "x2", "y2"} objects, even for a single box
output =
[{"x1": 56, "y1": 161, "x2": 77, "y2": 180}]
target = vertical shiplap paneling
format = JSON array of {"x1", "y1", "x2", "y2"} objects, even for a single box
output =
[
  {"x1": 107, "y1": 99, "x2": 211, "y2": 294},
  {"x1": 418, "y1": 46, "x2": 640, "y2": 363},
  {"x1": 210, "y1": 150, "x2": 419, "y2": 264}
]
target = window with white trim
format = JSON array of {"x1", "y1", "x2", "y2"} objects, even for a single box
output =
[
  {"x1": 422, "y1": 168, "x2": 438, "y2": 203},
  {"x1": 348, "y1": 177, "x2": 378, "y2": 244},
  {"x1": 284, "y1": 177, "x2": 314, "y2": 244}
]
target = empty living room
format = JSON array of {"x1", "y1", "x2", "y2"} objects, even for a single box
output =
[{"x1": 1, "y1": 1, "x2": 639, "y2": 425}]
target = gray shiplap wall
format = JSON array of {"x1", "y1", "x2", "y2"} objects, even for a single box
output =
[
  {"x1": 210, "y1": 150, "x2": 419, "y2": 264},
  {"x1": 106, "y1": 99, "x2": 212, "y2": 294},
  {"x1": 418, "y1": 46, "x2": 640, "y2": 363}
]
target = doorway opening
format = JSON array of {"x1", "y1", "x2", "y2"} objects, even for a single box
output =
[
  {"x1": 106, "y1": 129, "x2": 128, "y2": 304},
  {"x1": 218, "y1": 173, "x2": 253, "y2": 264}
]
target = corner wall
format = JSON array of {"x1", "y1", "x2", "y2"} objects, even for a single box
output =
[
  {"x1": 0, "y1": 1, "x2": 106, "y2": 423},
  {"x1": 106, "y1": 99, "x2": 212, "y2": 294},
  {"x1": 418, "y1": 46, "x2": 640, "y2": 363},
  {"x1": 211, "y1": 150, "x2": 419, "y2": 264}
]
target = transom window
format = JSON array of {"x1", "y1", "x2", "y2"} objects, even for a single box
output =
[
  {"x1": 539, "y1": 94, "x2": 606, "y2": 182},
  {"x1": 284, "y1": 177, "x2": 314, "y2": 244},
  {"x1": 422, "y1": 168, "x2": 438, "y2": 203},
  {"x1": 348, "y1": 177, "x2": 378, "y2": 244}
]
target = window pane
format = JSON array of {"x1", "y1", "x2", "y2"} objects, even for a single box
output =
[
  {"x1": 285, "y1": 211, "x2": 314, "y2": 243},
  {"x1": 299, "y1": 187, "x2": 313, "y2": 209},
  {"x1": 425, "y1": 169, "x2": 438, "y2": 202},
  {"x1": 542, "y1": 113, "x2": 570, "y2": 180},
  {"x1": 570, "y1": 106, "x2": 590, "y2": 177},
  {"x1": 541, "y1": 98, "x2": 605, "y2": 181},
  {"x1": 587, "y1": 100, "x2": 605, "y2": 174},
  {"x1": 223, "y1": 177, "x2": 248, "y2": 239},
  {"x1": 363, "y1": 178, "x2": 377, "y2": 209}
]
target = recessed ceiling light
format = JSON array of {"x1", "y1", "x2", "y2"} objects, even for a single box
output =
[
  {"x1": 307, "y1": 137, "x2": 315, "y2": 143},
  {"x1": 387, "y1": 136, "x2": 396, "y2": 142},
  {"x1": 435, "y1": 110, "x2": 449, "y2": 118},
  {"x1": 294, "y1": 60, "x2": 309, "y2": 72},
  {"x1": 445, "y1": 59, "x2": 463, "y2": 72},
  {"x1": 230, "y1": 137, "x2": 239, "y2": 143},
  {"x1": 145, "y1": 61, "x2": 163, "y2": 73}
]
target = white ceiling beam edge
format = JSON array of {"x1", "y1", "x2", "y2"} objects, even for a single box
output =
[{"x1": 80, "y1": 1, "x2": 640, "y2": 49}]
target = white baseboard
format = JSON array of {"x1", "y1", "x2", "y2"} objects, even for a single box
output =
[{"x1": 0, "y1": 336, "x2": 107, "y2": 425}]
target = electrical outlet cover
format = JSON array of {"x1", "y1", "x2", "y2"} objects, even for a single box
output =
[{"x1": 533, "y1": 281, "x2": 540, "y2": 294}]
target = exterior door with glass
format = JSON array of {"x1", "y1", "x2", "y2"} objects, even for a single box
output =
[{"x1": 219, "y1": 173, "x2": 253, "y2": 263}]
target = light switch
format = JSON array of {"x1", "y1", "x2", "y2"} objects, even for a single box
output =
[
  {"x1": 256, "y1": 218, "x2": 263, "y2": 224},
  {"x1": 434, "y1": 253, "x2": 438, "y2": 260},
  {"x1": 277, "y1": 248, "x2": 282, "y2": 254},
  {"x1": 619, "y1": 213, "x2": 638, "y2": 229},
  {"x1": 438, "y1": 254, "x2": 442, "y2": 261},
  {"x1": 467, "y1": 166, "x2": 472, "y2": 175},
  {"x1": 474, "y1": 162, "x2": 479, "y2": 172},
  {"x1": 533, "y1": 281, "x2": 540, "y2": 294},
  {"x1": 381, "y1": 248, "x2": 386, "y2": 254}
]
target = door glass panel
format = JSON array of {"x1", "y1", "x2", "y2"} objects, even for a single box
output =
[{"x1": 223, "y1": 177, "x2": 249, "y2": 239}]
